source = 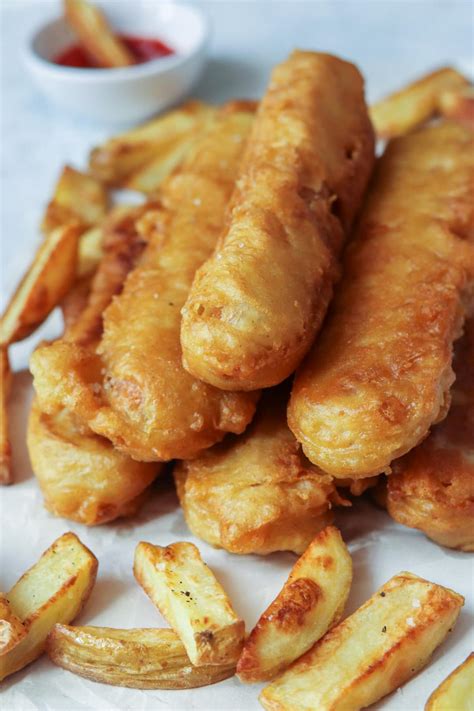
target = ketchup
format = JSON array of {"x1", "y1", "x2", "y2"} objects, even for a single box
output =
[{"x1": 54, "y1": 35, "x2": 174, "y2": 68}]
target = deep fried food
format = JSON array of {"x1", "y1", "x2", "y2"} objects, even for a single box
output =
[
  {"x1": 237, "y1": 526, "x2": 352, "y2": 682},
  {"x1": 47, "y1": 624, "x2": 236, "y2": 689},
  {"x1": 0, "y1": 593, "x2": 26, "y2": 654},
  {"x1": 384, "y1": 318, "x2": 474, "y2": 551},
  {"x1": 0, "y1": 224, "x2": 81, "y2": 345},
  {"x1": 31, "y1": 103, "x2": 259, "y2": 462},
  {"x1": 64, "y1": 0, "x2": 135, "y2": 68},
  {"x1": 134, "y1": 541, "x2": 245, "y2": 666},
  {"x1": 41, "y1": 165, "x2": 108, "y2": 235},
  {"x1": 180, "y1": 50, "x2": 374, "y2": 391},
  {"x1": 260, "y1": 572, "x2": 464, "y2": 711},
  {"x1": 289, "y1": 121, "x2": 474, "y2": 479},
  {"x1": 27, "y1": 402, "x2": 158, "y2": 525},
  {"x1": 0, "y1": 533, "x2": 98, "y2": 681},
  {"x1": 28, "y1": 206, "x2": 160, "y2": 525},
  {"x1": 370, "y1": 66, "x2": 470, "y2": 139},
  {"x1": 425, "y1": 653, "x2": 474, "y2": 711},
  {"x1": 174, "y1": 387, "x2": 339, "y2": 555},
  {"x1": 0, "y1": 348, "x2": 12, "y2": 485},
  {"x1": 438, "y1": 85, "x2": 474, "y2": 130},
  {"x1": 89, "y1": 101, "x2": 216, "y2": 187}
]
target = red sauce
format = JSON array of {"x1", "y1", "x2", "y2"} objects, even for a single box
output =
[{"x1": 54, "y1": 34, "x2": 174, "y2": 68}]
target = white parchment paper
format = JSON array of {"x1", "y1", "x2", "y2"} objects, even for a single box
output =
[{"x1": 1, "y1": 2, "x2": 473, "y2": 709}]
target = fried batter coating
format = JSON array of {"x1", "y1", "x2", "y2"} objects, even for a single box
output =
[
  {"x1": 289, "y1": 122, "x2": 474, "y2": 479},
  {"x1": 174, "y1": 387, "x2": 338, "y2": 556},
  {"x1": 180, "y1": 50, "x2": 374, "y2": 391},
  {"x1": 27, "y1": 401, "x2": 158, "y2": 525},
  {"x1": 31, "y1": 105, "x2": 259, "y2": 462},
  {"x1": 384, "y1": 318, "x2": 474, "y2": 551},
  {"x1": 28, "y1": 206, "x2": 161, "y2": 524}
]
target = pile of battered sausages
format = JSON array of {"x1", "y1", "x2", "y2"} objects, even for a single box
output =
[{"x1": 30, "y1": 51, "x2": 474, "y2": 552}]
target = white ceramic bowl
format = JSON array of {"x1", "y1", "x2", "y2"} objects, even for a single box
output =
[{"x1": 24, "y1": 1, "x2": 210, "y2": 124}]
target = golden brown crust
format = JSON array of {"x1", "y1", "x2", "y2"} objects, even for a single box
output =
[
  {"x1": 27, "y1": 401, "x2": 159, "y2": 525},
  {"x1": 289, "y1": 121, "x2": 474, "y2": 479},
  {"x1": 260, "y1": 572, "x2": 464, "y2": 711},
  {"x1": 181, "y1": 50, "x2": 374, "y2": 391},
  {"x1": 31, "y1": 105, "x2": 259, "y2": 462},
  {"x1": 385, "y1": 318, "x2": 474, "y2": 551},
  {"x1": 370, "y1": 67, "x2": 470, "y2": 139},
  {"x1": 174, "y1": 387, "x2": 337, "y2": 555}
]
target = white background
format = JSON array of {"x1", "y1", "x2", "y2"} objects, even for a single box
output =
[{"x1": 1, "y1": 1, "x2": 473, "y2": 709}]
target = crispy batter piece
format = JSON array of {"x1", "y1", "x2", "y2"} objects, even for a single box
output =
[
  {"x1": 47, "y1": 624, "x2": 236, "y2": 689},
  {"x1": 0, "y1": 533, "x2": 98, "y2": 681},
  {"x1": 174, "y1": 387, "x2": 338, "y2": 555},
  {"x1": 370, "y1": 66, "x2": 470, "y2": 138},
  {"x1": 41, "y1": 165, "x2": 108, "y2": 235},
  {"x1": 425, "y1": 653, "x2": 474, "y2": 711},
  {"x1": 384, "y1": 318, "x2": 474, "y2": 551},
  {"x1": 31, "y1": 104, "x2": 259, "y2": 462},
  {"x1": 134, "y1": 541, "x2": 245, "y2": 666},
  {"x1": 260, "y1": 572, "x2": 464, "y2": 711},
  {"x1": 237, "y1": 526, "x2": 352, "y2": 682},
  {"x1": 27, "y1": 402, "x2": 157, "y2": 525},
  {"x1": 289, "y1": 122, "x2": 474, "y2": 479},
  {"x1": 180, "y1": 50, "x2": 374, "y2": 391},
  {"x1": 0, "y1": 349, "x2": 12, "y2": 484},
  {"x1": 64, "y1": 0, "x2": 135, "y2": 68}
]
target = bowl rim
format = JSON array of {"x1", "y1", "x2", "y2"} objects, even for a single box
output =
[{"x1": 23, "y1": 1, "x2": 210, "y2": 83}]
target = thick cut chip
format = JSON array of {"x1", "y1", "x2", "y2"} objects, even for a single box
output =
[
  {"x1": 64, "y1": 0, "x2": 135, "y2": 68},
  {"x1": 89, "y1": 101, "x2": 216, "y2": 186},
  {"x1": 237, "y1": 526, "x2": 352, "y2": 682},
  {"x1": 0, "y1": 223, "x2": 81, "y2": 345},
  {"x1": 76, "y1": 225, "x2": 103, "y2": 278},
  {"x1": 27, "y1": 402, "x2": 159, "y2": 525},
  {"x1": 289, "y1": 122, "x2": 474, "y2": 479},
  {"x1": 47, "y1": 624, "x2": 236, "y2": 689},
  {"x1": 0, "y1": 532, "x2": 98, "y2": 681},
  {"x1": 370, "y1": 67, "x2": 470, "y2": 138},
  {"x1": 0, "y1": 594, "x2": 26, "y2": 655},
  {"x1": 41, "y1": 165, "x2": 108, "y2": 235},
  {"x1": 180, "y1": 50, "x2": 374, "y2": 391},
  {"x1": 425, "y1": 653, "x2": 474, "y2": 711},
  {"x1": 384, "y1": 317, "x2": 474, "y2": 551},
  {"x1": 31, "y1": 104, "x2": 259, "y2": 462},
  {"x1": 174, "y1": 387, "x2": 338, "y2": 556},
  {"x1": 0, "y1": 348, "x2": 12, "y2": 484},
  {"x1": 134, "y1": 541, "x2": 245, "y2": 667},
  {"x1": 260, "y1": 572, "x2": 464, "y2": 711}
]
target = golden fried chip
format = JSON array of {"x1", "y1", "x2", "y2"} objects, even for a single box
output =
[
  {"x1": 1, "y1": 223, "x2": 81, "y2": 345},
  {"x1": 370, "y1": 66, "x2": 470, "y2": 138},
  {"x1": 64, "y1": 0, "x2": 135, "y2": 68}
]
